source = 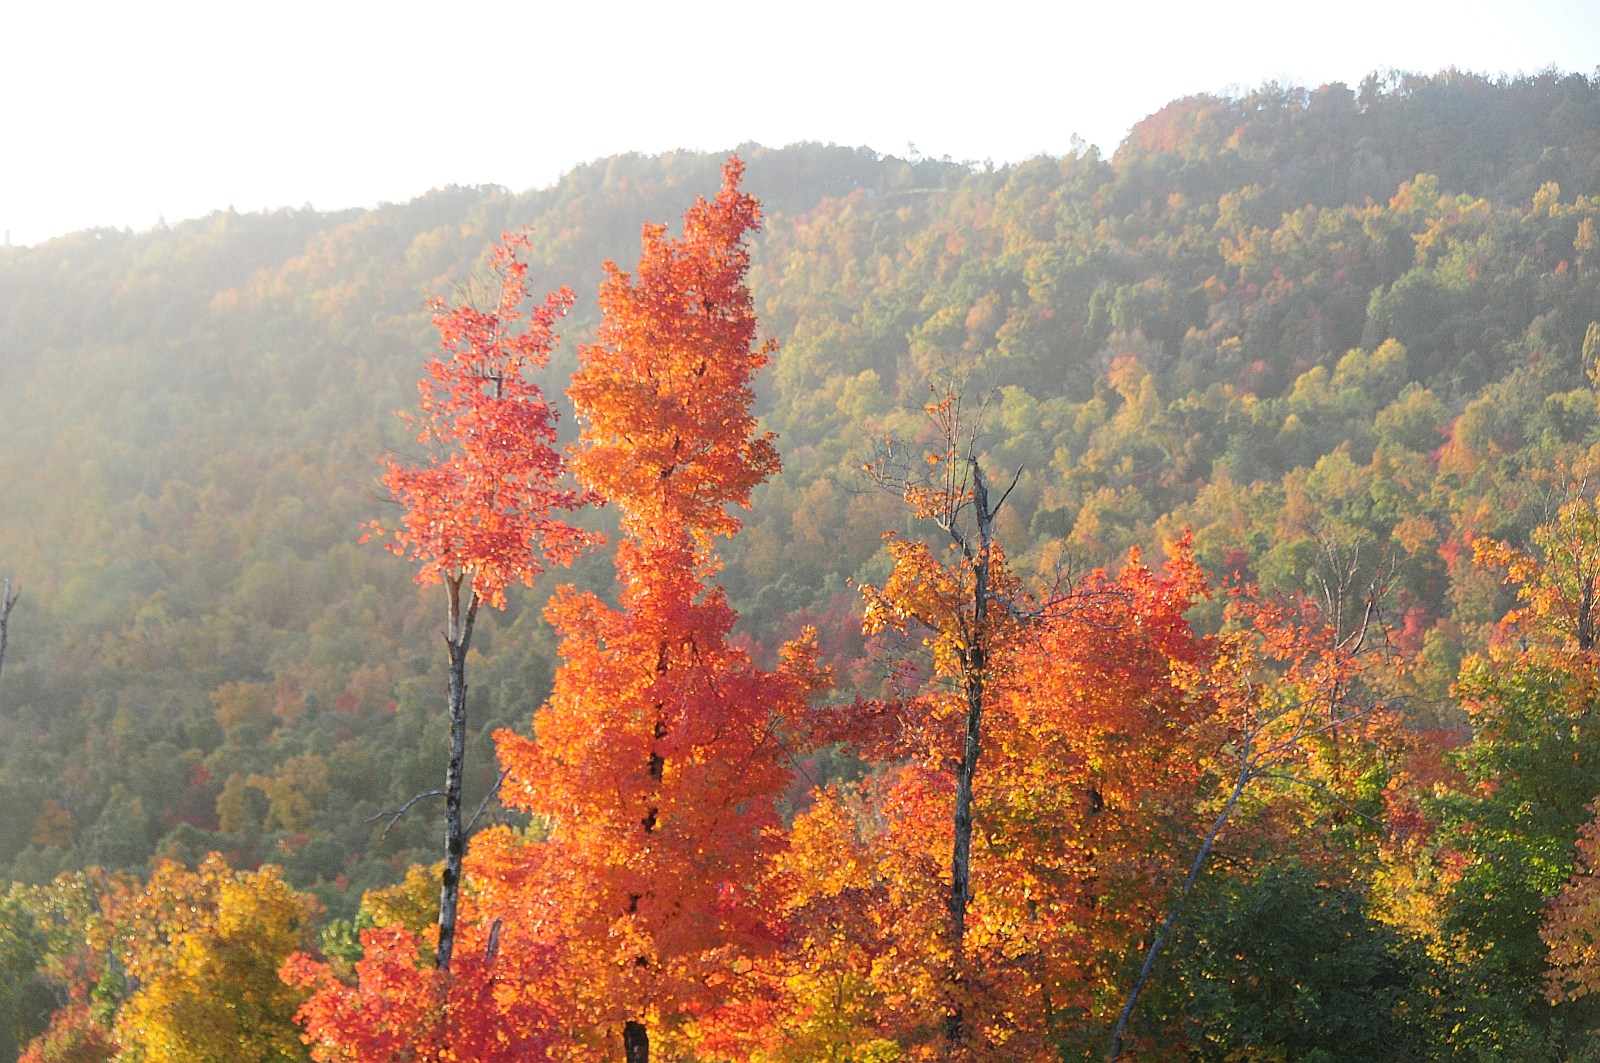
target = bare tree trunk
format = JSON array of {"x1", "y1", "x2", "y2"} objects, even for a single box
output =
[
  {"x1": 943, "y1": 663, "x2": 984, "y2": 1047},
  {"x1": 436, "y1": 574, "x2": 478, "y2": 972},
  {"x1": 623, "y1": 1020, "x2": 649, "y2": 1062},
  {"x1": 944, "y1": 459, "x2": 994, "y2": 1050},
  {"x1": 1107, "y1": 766, "x2": 1248, "y2": 1060},
  {"x1": 866, "y1": 394, "x2": 1023, "y2": 1053},
  {"x1": 1580, "y1": 575, "x2": 1595, "y2": 652},
  {"x1": 0, "y1": 578, "x2": 16, "y2": 685}
]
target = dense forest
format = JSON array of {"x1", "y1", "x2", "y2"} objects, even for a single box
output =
[{"x1": 3, "y1": 66, "x2": 1600, "y2": 1059}]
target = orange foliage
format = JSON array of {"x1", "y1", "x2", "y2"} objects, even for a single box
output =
[
  {"x1": 1474, "y1": 493, "x2": 1600, "y2": 657},
  {"x1": 485, "y1": 157, "x2": 828, "y2": 1054},
  {"x1": 1542, "y1": 801, "x2": 1600, "y2": 1003},
  {"x1": 295, "y1": 158, "x2": 825, "y2": 1058},
  {"x1": 29, "y1": 798, "x2": 75, "y2": 849},
  {"x1": 568, "y1": 155, "x2": 779, "y2": 548},
  {"x1": 765, "y1": 539, "x2": 1217, "y2": 1056}
]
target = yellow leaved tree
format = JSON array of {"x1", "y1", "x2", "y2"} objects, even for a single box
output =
[{"x1": 107, "y1": 854, "x2": 317, "y2": 1062}]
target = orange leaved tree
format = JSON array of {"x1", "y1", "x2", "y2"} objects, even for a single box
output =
[
  {"x1": 489, "y1": 156, "x2": 827, "y2": 1062},
  {"x1": 772, "y1": 534, "x2": 1211, "y2": 1059},
  {"x1": 857, "y1": 385, "x2": 1026, "y2": 1051},
  {"x1": 363, "y1": 230, "x2": 593, "y2": 970}
]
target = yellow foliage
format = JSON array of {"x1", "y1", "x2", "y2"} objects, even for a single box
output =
[
  {"x1": 248, "y1": 751, "x2": 330, "y2": 833},
  {"x1": 360, "y1": 862, "x2": 441, "y2": 935},
  {"x1": 211, "y1": 679, "x2": 274, "y2": 733},
  {"x1": 108, "y1": 855, "x2": 318, "y2": 1063},
  {"x1": 215, "y1": 772, "x2": 257, "y2": 834}
]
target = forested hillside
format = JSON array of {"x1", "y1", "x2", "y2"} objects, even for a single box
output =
[{"x1": 4, "y1": 67, "x2": 1600, "y2": 1059}]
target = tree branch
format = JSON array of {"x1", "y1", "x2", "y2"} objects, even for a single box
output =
[
  {"x1": 465, "y1": 768, "x2": 511, "y2": 837},
  {"x1": 990, "y1": 463, "x2": 1024, "y2": 520},
  {"x1": 1252, "y1": 771, "x2": 1387, "y2": 829},
  {"x1": 365, "y1": 790, "x2": 445, "y2": 837},
  {"x1": 1109, "y1": 760, "x2": 1251, "y2": 1060}
]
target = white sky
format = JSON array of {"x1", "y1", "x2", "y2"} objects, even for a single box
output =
[{"x1": 3, "y1": 0, "x2": 1597, "y2": 246}]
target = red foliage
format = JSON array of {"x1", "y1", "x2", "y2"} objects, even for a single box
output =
[
  {"x1": 285, "y1": 923, "x2": 561, "y2": 1063},
  {"x1": 482, "y1": 157, "x2": 829, "y2": 1051},
  {"x1": 363, "y1": 228, "x2": 594, "y2": 610},
  {"x1": 19, "y1": 1004, "x2": 116, "y2": 1063}
]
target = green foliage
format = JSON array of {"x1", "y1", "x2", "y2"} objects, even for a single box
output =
[
  {"x1": 1163, "y1": 863, "x2": 1425, "y2": 1061},
  {"x1": 0, "y1": 71, "x2": 1599, "y2": 1051},
  {"x1": 1421, "y1": 656, "x2": 1600, "y2": 1052},
  {"x1": 0, "y1": 887, "x2": 56, "y2": 1059}
]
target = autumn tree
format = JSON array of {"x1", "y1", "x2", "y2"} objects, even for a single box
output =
[
  {"x1": 284, "y1": 859, "x2": 565, "y2": 1062},
  {"x1": 857, "y1": 385, "x2": 1025, "y2": 1051},
  {"x1": 1108, "y1": 583, "x2": 1397, "y2": 1058},
  {"x1": 18, "y1": 1006, "x2": 115, "y2": 1063},
  {"x1": 13, "y1": 868, "x2": 135, "y2": 1063},
  {"x1": 21, "y1": 856, "x2": 317, "y2": 1063},
  {"x1": 363, "y1": 230, "x2": 592, "y2": 970},
  {"x1": 1474, "y1": 492, "x2": 1600, "y2": 657},
  {"x1": 1421, "y1": 491, "x2": 1600, "y2": 1052},
  {"x1": 1537, "y1": 510, "x2": 1600, "y2": 1014},
  {"x1": 1543, "y1": 800, "x2": 1600, "y2": 1006},
  {"x1": 486, "y1": 155, "x2": 828, "y2": 1062},
  {"x1": 284, "y1": 916, "x2": 563, "y2": 1063},
  {"x1": 759, "y1": 536, "x2": 1216, "y2": 1058},
  {"x1": 108, "y1": 856, "x2": 318, "y2": 1062}
]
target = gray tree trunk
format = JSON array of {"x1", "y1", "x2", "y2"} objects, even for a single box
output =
[
  {"x1": 943, "y1": 459, "x2": 995, "y2": 1050},
  {"x1": 0, "y1": 578, "x2": 17, "y2": 685},
  {"x1": 435, "y1": 574, "x2": 478, "y2": 972}
]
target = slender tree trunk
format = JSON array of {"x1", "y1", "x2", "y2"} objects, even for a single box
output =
[
  {"x1": 944, "y1": 459, "x2": 993, "y2": 1049},
  {"x1": 949, "y1": 578, "x2": 988, "y2": 950},
  {"x1": 1107, "y1": 765, "x2": 1249, "y2": 1060},
  {"x1": 436, "y1": 575, "x2": 478, "y2": 972},
  {"x1": 623, "y1": 1020, "x2": 649, "y2": 1062},
  {"x1": 1580, "y1": 576, "x2": 1593, "y2": 653},
  {"x1": 0, "y1": 578, "x2": 17, "y2": 685},
  {"x1": 618, "y1": 651, "x2": 668, "y2": 1061},
  {"x1": 944, "y1": 666, "x2": 984, "y2": 1047}
]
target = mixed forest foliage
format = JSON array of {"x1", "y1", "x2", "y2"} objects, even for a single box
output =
[{"x1": 4, "y1": 67, "x2": 1600, "y2": 1057}]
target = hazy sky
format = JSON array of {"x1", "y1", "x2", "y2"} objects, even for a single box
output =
[{"x1": 4, "y1": 0, "x2": 1596, "y2": 246}]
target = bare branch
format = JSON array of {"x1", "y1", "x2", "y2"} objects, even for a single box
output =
[
  {"x1": 1109, "y1": 577, "x2": 1396, "y2": 1055},
  {"x1": 365, "y1": 790, "x2": 445, "y2": 837},
  {"x1": 1109, "y1": 759, "x2": 1252, "y2": 1060},
  {"x1": 990, "y1": 463, "x2": 1024, "y2": 520},
  {"x1": 1252, "y1": 771, "x2": 1387, "y2": 829},
  {"x1": 484, "y1": 918, "x2": 502, "y2": 966},
  {"x1": 465, "y1": 768, "x2": 511, "y2": 837}
]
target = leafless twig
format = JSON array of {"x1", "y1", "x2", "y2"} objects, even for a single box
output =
[
  {"x1": 366, "y1": 789, "x2": 444, "y2": 837},
  {"x1": 465, "y1": 768, "x2": 511, "y2": 837}
]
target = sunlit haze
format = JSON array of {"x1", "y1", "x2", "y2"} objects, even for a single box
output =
[{"x1": 4, "y1": 0, "x2": 1596, "y2": 246}]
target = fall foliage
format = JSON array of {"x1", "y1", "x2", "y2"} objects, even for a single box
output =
[
  {"x1": 362, "y1": 228, "x2": 593, "y2": 970},
  {"x1": 489, "y1": 156, "x2": 828, "y2": 1059},
  {"x1": 10, "y1": 71, "x2": 1600, "y2": 1061}
]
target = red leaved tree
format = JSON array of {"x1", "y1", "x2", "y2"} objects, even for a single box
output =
[
  {"x1": 283, "y1": 919, "x2": 562, "y2": 1063},
  {"x1": 488, "y1": 156, "x2": 828, "y2": 1062},
  {"x1": 363, "y1": 230, "x2": 594, "y2": 970}
]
